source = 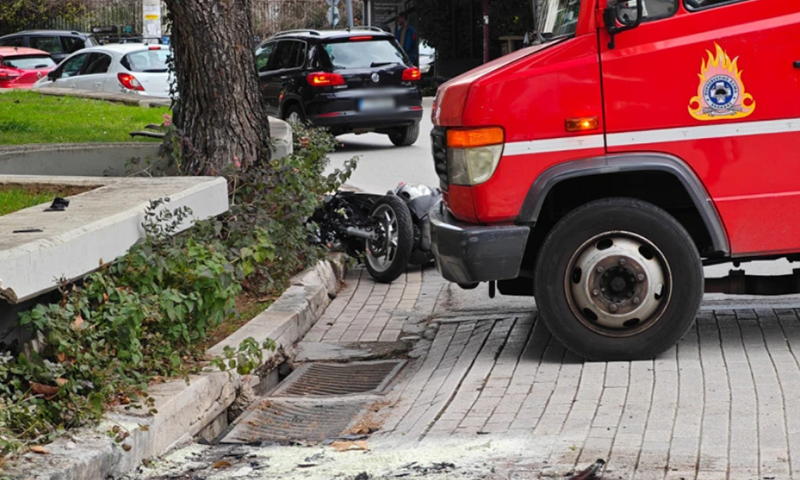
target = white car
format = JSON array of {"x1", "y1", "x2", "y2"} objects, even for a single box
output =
[{"x1": 33, "y1": 43, "x2": 170, "y2": 98}]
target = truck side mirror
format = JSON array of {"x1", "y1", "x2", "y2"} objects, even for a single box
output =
[{"x1": 604, "y1": 0, "x2": 643, "y2": 49}]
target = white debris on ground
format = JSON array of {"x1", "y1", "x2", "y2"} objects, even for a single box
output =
[{"x1": 132, "y1": 436, "x2": 569, "y2": 479}]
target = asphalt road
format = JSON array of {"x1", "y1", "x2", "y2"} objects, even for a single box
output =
[
  {"x1": 326, "y1": 98, "x2": 439, "y2": 195},
  {"x1": 325, "y1": 102, "x2": 800, "y2": 297}
]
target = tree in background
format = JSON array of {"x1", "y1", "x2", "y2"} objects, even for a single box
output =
[
  {"x1": 0, "y1": 0, "x2": 87, "y2": 36},
  {"x1": 415, "y1": 0, "x2": 533, "y2": 61},
  {"x1": 251, "y1": 0, "x2": 363, "y2": 39},
  {"x1": 164, "y1": 0, "x2": 271, "y2": 176}
]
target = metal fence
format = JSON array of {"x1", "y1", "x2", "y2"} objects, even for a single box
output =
[
  {"x1": 42, "y1": 0, "x2": 146, "y2": 34},
  {"x1": 30, "y1": 0, "x2": 357, "y2": 37}
]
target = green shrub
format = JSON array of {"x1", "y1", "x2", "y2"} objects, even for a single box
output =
[{"x1": 0, "y1": 123, "x2": 355, "y2": 459}]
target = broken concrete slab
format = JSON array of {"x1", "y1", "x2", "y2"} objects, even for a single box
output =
[
  {"x1": 0, "y1": 175, "x2": 228, "y2": 305},
  {"x1": 296, "y1": 341, "x2": 412, "y2": 363},
  {"x1": 296, "y1": 342, "x2": 375, "y2": 362}
]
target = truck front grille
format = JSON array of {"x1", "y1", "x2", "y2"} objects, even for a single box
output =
[{"x1": 431, "y1": 126, "x2": 448, "y2": 187}]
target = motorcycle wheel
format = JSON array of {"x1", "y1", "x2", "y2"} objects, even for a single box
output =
[{"x1": 365, "y1": 195, "x2": 414, "y2": 283}]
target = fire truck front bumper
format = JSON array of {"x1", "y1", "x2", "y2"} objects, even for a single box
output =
[{"x1": 430, "y1": 202, "x2": 530, "y2": 285}]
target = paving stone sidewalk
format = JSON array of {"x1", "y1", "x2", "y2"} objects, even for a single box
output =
[{"x1": 299, "y1": 265, "x2": 800, "y2": 480}]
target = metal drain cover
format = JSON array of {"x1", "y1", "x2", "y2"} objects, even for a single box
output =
[
  {"x1": 222, "y1": 399, "x2": 366, "y2": 444},
  {"x1": 270, "y1": 360, "x2": 406, "y2": 397}
]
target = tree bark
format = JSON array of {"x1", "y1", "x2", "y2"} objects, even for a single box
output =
[{"x1": 165, "y1": 0, "x2": 270, "y2": 175}]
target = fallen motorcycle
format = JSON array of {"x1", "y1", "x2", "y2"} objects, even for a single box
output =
[{"x1": 309, "y1": 184, "x2": 441, "y2": 283}]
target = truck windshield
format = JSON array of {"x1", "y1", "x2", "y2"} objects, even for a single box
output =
[{"x1": 537, "y1": 0, "x2": 581, "y2": 38}]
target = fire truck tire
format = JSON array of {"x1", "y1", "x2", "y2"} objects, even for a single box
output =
[
  {"x1": 534, "y1": 197, "x2": 703, "y2": 361},
  {"x1": 389, "y1": 123, "x2": 420, "y2": 147},
  {"x1": 365, "y1": 195, "x2": 414, "y2": 283}
]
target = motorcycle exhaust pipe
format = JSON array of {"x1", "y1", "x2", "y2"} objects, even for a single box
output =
[{"x1": 345, "y1": 227, "x2": 378, "y2": 240}]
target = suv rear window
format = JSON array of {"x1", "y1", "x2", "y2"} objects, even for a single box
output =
[
  {"x1": 1, "y1": 55, "x2": 56, "y2": 70},
  {"x1": 121, "y1": 49, "x2": 169, "y2": 72},
  {"x1": 323, "y1": 39, "x2": 406, "y2": 70}
]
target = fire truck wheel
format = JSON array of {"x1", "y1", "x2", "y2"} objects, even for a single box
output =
[
  {"x1": 534, "y1": 197, "x2": 703, "y2": 361},
  {"x1": 365, "y1": 195, "x2": 414, "y2": 283}
]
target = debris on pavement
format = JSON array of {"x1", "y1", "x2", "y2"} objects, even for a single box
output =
[
  {"x1": 331, "y1": 440, "x2": 370, "y2": 452},
  {"x1": 567, "y1": 459, "x2": 606, "y2": 480}
]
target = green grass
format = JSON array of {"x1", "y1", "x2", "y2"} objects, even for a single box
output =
[
  {"x1": 0, "y1": 187, "x2": 57, "y2": 216},
  {"x1": 0, "y1": 91, "x2": 170, "y2": 145}
]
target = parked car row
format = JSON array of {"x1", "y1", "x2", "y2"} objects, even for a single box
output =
[
  {"x1": 0, "y1": 29, "x2": 171, "y2": 98},
  {"x1": 2, "y1": 27, "x2": 423, "y2": 145}
]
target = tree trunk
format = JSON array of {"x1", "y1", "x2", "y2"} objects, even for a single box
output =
[{"x1": 165, "y1": 0, "x2": 270, "y2": 175}]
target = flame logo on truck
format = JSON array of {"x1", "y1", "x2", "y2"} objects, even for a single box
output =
[{"x1": 688, "y1": 43, "x2": 755, "y2": 121}]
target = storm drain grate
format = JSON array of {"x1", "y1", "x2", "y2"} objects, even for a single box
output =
[
  {"x1": 270, "y1": 360, "x2": 406, "y2": 397},
  {"x1": 221, "y1": 399, "x2": 366, "y2": 444}
]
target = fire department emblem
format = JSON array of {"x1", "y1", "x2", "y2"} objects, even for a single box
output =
[{"x1": 688, "y1": 43, "x2": 755, "y2": 121}]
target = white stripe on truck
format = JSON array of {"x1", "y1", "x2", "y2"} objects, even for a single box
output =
[{"x1": 502, "y1": 117, "x2": 800, "y2": 157}]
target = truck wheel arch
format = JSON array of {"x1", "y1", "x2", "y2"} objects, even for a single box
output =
[{"x1": 516, "y1": 153, "x2": 730, "y2": 258}]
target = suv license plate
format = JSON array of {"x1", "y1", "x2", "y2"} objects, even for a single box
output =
[{"x1": 360, "y1": 98, "x2": 395, "y2": 111}]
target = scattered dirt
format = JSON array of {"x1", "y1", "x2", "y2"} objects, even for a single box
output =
[
  {"x1": 346, "y1": 400, "x2": 392, "y2": 436},
  {"x1": 330, "y1": 440, "x2": 369, "y2": 452}
]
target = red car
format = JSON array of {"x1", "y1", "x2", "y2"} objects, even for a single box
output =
[
  {"x1": 429, "y1": 0, "x2": 800, "y2": 360},
  {"x1": 0, "y1": 47, "x2": 56, "y2": 89}
]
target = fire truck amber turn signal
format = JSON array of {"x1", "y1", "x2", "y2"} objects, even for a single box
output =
[{"x1": 445, "y1": 127, "x2": 504, "y2": 186}]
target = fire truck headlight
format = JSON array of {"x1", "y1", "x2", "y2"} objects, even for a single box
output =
[{"x1": 447, "y1": 144, "x2": 503, "y2": 186}]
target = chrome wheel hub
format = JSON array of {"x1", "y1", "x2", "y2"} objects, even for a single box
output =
[
  {"x1": 566, "y1": 231, "x2": 671, "y2": 335},
  {"x1": 366, "y1": 204, "x2": 399, "y2": 273}
]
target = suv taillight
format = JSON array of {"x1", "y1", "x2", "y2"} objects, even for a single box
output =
[
  {"x1": 307, "y1": 72, "x2": 345, "y2": 87},
  {"x1": 402, "y1": 67, "x2": 421, "y2": 81},
  {"x1": 118, "y1": 73, "x2": 144, "y2": 91}
]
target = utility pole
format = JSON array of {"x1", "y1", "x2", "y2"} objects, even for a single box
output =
[
  {"x1": 346, "y1": 0, "x2": 354, "y2": 27},
  {"x1": 483, "y1": 0, "x2": 490, "y2": 63}
]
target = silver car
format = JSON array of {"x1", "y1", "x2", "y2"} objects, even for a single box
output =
[{"x1": 33, "y1": 43, "x2": 171, "y2": 98}]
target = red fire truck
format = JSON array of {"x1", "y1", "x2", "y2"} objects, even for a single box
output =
[{"x1": 429, "y1": 0, "x2": 800, "y2": 360}]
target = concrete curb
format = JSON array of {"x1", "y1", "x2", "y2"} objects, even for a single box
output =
[
  {"x1": 8, "y1": 255, "x2": 347, "y2": 480},
  {"x1": 21, "y1": 88, "x2": 172, "y2": 108}
]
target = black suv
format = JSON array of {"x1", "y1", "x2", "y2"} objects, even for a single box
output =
[
  {"x1": 0, "y1": 30, "x2": 97, "y2": 63},
  {"x1": 256, "y1": 28, "x2": 423, "y2": 146}
]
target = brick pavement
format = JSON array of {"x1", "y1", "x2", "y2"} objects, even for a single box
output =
[{"x1": 299, "y1": 266, "x2": 800, "y2": 480}]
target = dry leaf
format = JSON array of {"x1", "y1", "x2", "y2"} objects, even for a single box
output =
[
  {"x1": 30, "y1": 446, "x2": 48, "y2": 454},
  {"x1": 331, "y1": 440, "x2": 369, "y2": 452},
  {"x1": 30, "y1": 382, "x2": 59, "y2": 400},
  {"x1": 70, "y1": 313, "x2": 84, "y2": 330},
  {"x1": 103, "y1": 292, "x2": 109, "y2": 303},
  {"x1": 56, "y1": 352, "x2": 67, "y2": 363},
  {"x1": 55, "y1": 378, "x2": 68, "y2": 387},
  {"x1": 212, "y1": 460, "x2": 232, "y2": 469},
  {"x1": 122, "y1": 444, "x2": 132, "y2": 452}
]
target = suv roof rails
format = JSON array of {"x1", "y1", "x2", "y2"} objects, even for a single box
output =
[{"x1": 274, "y1": 29, "x2": 321, "y2": 37}]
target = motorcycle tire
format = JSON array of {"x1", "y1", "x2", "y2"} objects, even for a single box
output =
[{"x1": 365, "y1": 195, "x2": 414, "y2": 283}]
